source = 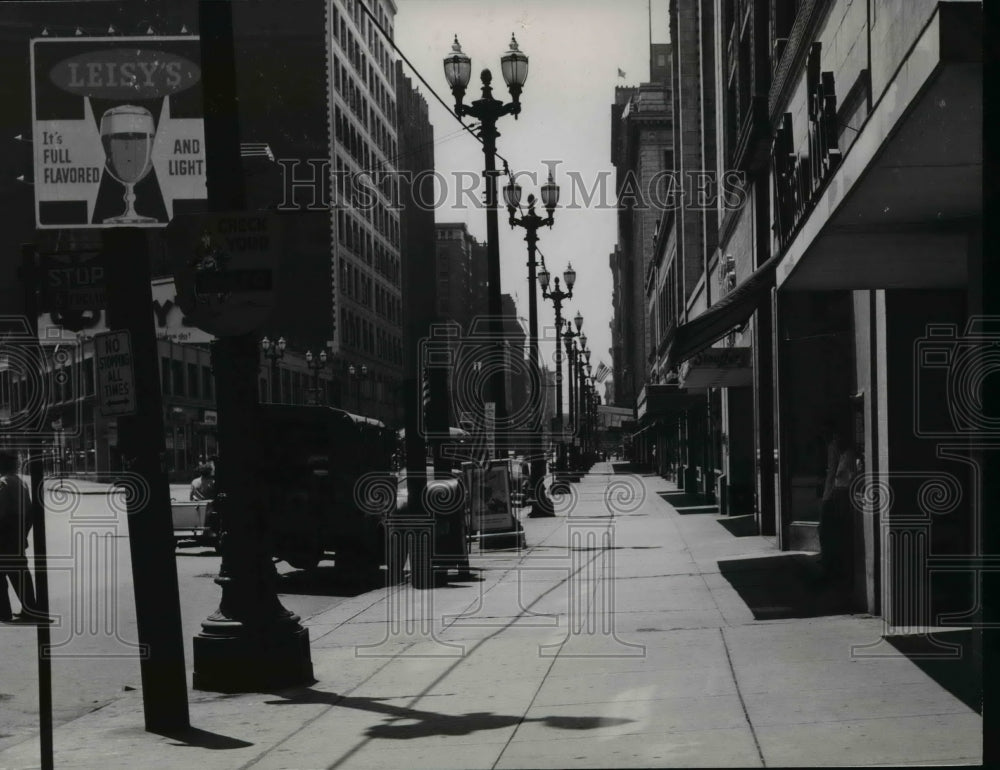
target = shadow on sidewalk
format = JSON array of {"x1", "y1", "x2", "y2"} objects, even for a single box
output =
[
  {"x1": 716, "y1": 515, "x2": 759, "y2": 537},
  {"x1": 152, "y1": 726, "x2": 254, "y2": 750},
  {"x1": 611, "y1": 462, "x2": 649, "y2": 474},
  {"x1": 276, "y1": 565, "x2": 389, "y2": 597},
  {"x1": 718, "y1": 553, "x2": 850, "y2": 619},
  {"x1": 657, "y1": 491, "x2": 719, "y2": 513},
  {"x1": 263, "y1": 688, "x2": 633, "y2": 740},
  {"x1": 885, "y1": 630, "x2": 982, "y2": 714}
]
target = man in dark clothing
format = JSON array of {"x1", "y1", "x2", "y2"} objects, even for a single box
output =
[{"x1": 0, "y1": 451, "x2": 39, "y2": 622}]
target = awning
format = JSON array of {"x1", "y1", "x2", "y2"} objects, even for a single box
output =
[
  {"x1": 667, "y1": 252, "x2": 780, "y2": 369},
  {"x1": 636, "y1": 383, "x2": 707, "y2": 423}
]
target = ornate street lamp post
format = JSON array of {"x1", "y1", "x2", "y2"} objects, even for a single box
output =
[
  {"x1": 260, "y1": 335, "x2": 286, "y2": 403},
  {"x1": 582, "y1": 348, "x2": 593, "y2": 455},
  {"x1": 539, "y1": 262, "x2": 576, "y2": 482},
  {"x1": 504, "y1": 177, "x2": 558, "y2": 513},
  {"x1": 304, "y1": 349, "x2": 329, "y2": 405},
  {"x1": 348, "y1": 363, "x2": 369, "y2": 414},
  {"x1": 578, "y1": 333, "x2": 589, "y2": 440},
  {"x1": 444, "y1": 34, "x2": 529, "y2": 458}
]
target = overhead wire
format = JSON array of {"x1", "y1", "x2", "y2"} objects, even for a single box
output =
[{"x1": 356, "y1": 0, "x2": 514, "y2": 171}]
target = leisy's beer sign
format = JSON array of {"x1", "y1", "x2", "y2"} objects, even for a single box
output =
[{"x1": 30, "y1": 36, "x2": 207, "y2": 228}]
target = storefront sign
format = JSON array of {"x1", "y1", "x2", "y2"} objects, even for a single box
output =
[
  {"x1": 38, "y1": 277, "x2": 215, "y2": 344},
  {"x1": 772, "y1": 43, "x2": 842, "y2": 248},
  {"x1": 479, "y1": 460, "x2": 516, "y2": 535},
  {"x1": 30, "y1": 36, "x2": 206, "y2": 228},
  {"x1": 94, "y1": 330, "x2": 136, "y2": 416},
  {"x1": 679, "y1": 346, "x2": 753, "y2": 390}
]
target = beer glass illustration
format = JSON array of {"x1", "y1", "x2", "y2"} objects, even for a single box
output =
[{"x1": 99, "y1": 105, "x2": 157, "y2": 224}]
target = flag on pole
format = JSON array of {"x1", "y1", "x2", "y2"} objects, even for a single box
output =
[
  {"x1": 617, "y1": 68, "x2": 626, "y2": 78},
  {"x1": 594, "y1": 361, "x2": 611, "y2": 383}
]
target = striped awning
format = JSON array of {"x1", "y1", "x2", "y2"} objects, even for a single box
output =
[{"x1": 667, "y1": 253, "x2": 780, "y2": 370}]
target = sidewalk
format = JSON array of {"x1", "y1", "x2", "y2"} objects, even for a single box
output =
[{"x1": 0, "y1": 465, "x2": 981, "y2": 768}]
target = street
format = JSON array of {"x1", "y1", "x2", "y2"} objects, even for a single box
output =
[{"x1": 0, "y1": 479, "x2": 346, "y2": 754}]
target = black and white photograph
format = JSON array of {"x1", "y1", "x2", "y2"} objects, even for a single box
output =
[{"x1": 0, "y1": 0, "x2": 992, "y2": 767}]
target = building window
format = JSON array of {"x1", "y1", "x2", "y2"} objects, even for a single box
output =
[
  {"x1": 774, "y1": 0, "x2": 799, "y2": 41},
  {"x1": 84, "y1": 358, "x2": 94, "y2": 396},
  {"x1": 161, "y1": 357, "x2": 171, "y2": 395},
  {"x1": 172, "y1": 361, "x2": 185, "y2": 397},
  {"x1": 188, "y1": 363, "x2": 200, "y2": 399},
  {"x1": 202, "y1": 366, "x2": 214, "y2": 401}
]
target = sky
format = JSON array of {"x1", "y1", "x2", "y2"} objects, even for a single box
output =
[{"x1": 394, "y1": 0, "x2": 670, "y2": 392}]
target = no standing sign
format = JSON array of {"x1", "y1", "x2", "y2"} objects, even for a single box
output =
[
  {"x1": 95, "y1": 330, "x2": 137, "y2": 417},
  {"x1": 30, "y1": 36, "x2": 207, "y2": 228}
]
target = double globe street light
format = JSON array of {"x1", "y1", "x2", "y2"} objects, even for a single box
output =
[
  {"x1": 260, "y1": 335, "x2": 286, "y2": 403},
  {"x1": 504, "y1": 176, "x2": 559, "y2": 515},
  {"x1": 538, "y1": 262, "x2": 576, "y2": 481},
  {"x1": 444, "y1": 34, "x2": 529, "y2": 458},
  {"x1": 563, "y1": 317, "x2": 584, "y2": 475},
  {"x1": 304, "y1": 349, "x2": 329, "y2": 405}
]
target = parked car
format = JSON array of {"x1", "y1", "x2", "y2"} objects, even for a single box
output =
[{"x1": 170, "y1": 498, "x2": 218, "y2": 549}]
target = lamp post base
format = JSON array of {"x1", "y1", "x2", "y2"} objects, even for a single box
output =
[
  {"x1": 527, "y1": 488, "x2": 555, "y2": 517},
  {"x1": 193, "y1": 615, "x2": 314, "y2": 693}
]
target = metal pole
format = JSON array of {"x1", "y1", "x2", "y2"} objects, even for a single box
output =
[
  {"x1": 478, "y1": 100, "x2": 508, "y2": 459},
  {"x1": 553, "y1": 307, "x2": 564, "y2": 472},
  {"x1": 567, "y1": 339, "x2": 576, "y2": 428},
  {"x1": 192, "y1": 0, "x2": 311, "y2": 693},
  {"x1": 103, "y1": 225, "x2": 191, "y2": 730},
  {"x1": 20, "y1": 245, "x2": 53, "y2": 770},
  {"x1": 525, "y1": 233, "x2": 543, "y2": 485}
]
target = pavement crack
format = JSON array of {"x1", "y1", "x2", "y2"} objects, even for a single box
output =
[{"x1": 720, "y1": 627, "x2": 766, "y2": 767}]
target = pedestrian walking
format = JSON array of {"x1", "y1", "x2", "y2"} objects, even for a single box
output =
[
  {"x1": 818, "y1": 427, "x2": 857, "y2": 588},
  {"x1": 0, "y1": 451, "x2": 43, "y2": 623},
  {"x1": 190, "y1": 465, "x2": 217, "y2": 501}
]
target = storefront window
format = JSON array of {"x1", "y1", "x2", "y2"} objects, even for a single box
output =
[
  {"x1": 202, "y1": 366, "x2": 214, "y2": 401},
  {"x1": 188, "y1": 363, "x2": 200, "y2": 398},
  {"x1": 84, "y1": 358, "x2": 94, "y2": 396},
  {"x1": 172, "y1": 361, "x2": 184, "y2": 397}
]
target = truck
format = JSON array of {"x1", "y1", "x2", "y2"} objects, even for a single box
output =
[{"x1": 252, "y1": 404, "x2": 398, "y2": 571}]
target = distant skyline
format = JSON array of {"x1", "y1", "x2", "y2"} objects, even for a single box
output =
[{"x1": 395, "y1": 0, "x2": 671, "y2": 391}]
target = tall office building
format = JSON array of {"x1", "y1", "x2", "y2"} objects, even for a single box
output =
[
  {"x1": 329, "y1": 0, "x2": 404, "y2": 424},
  {"x1": 609, "y1": 43, "x2": 673, "y2": 409}
]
